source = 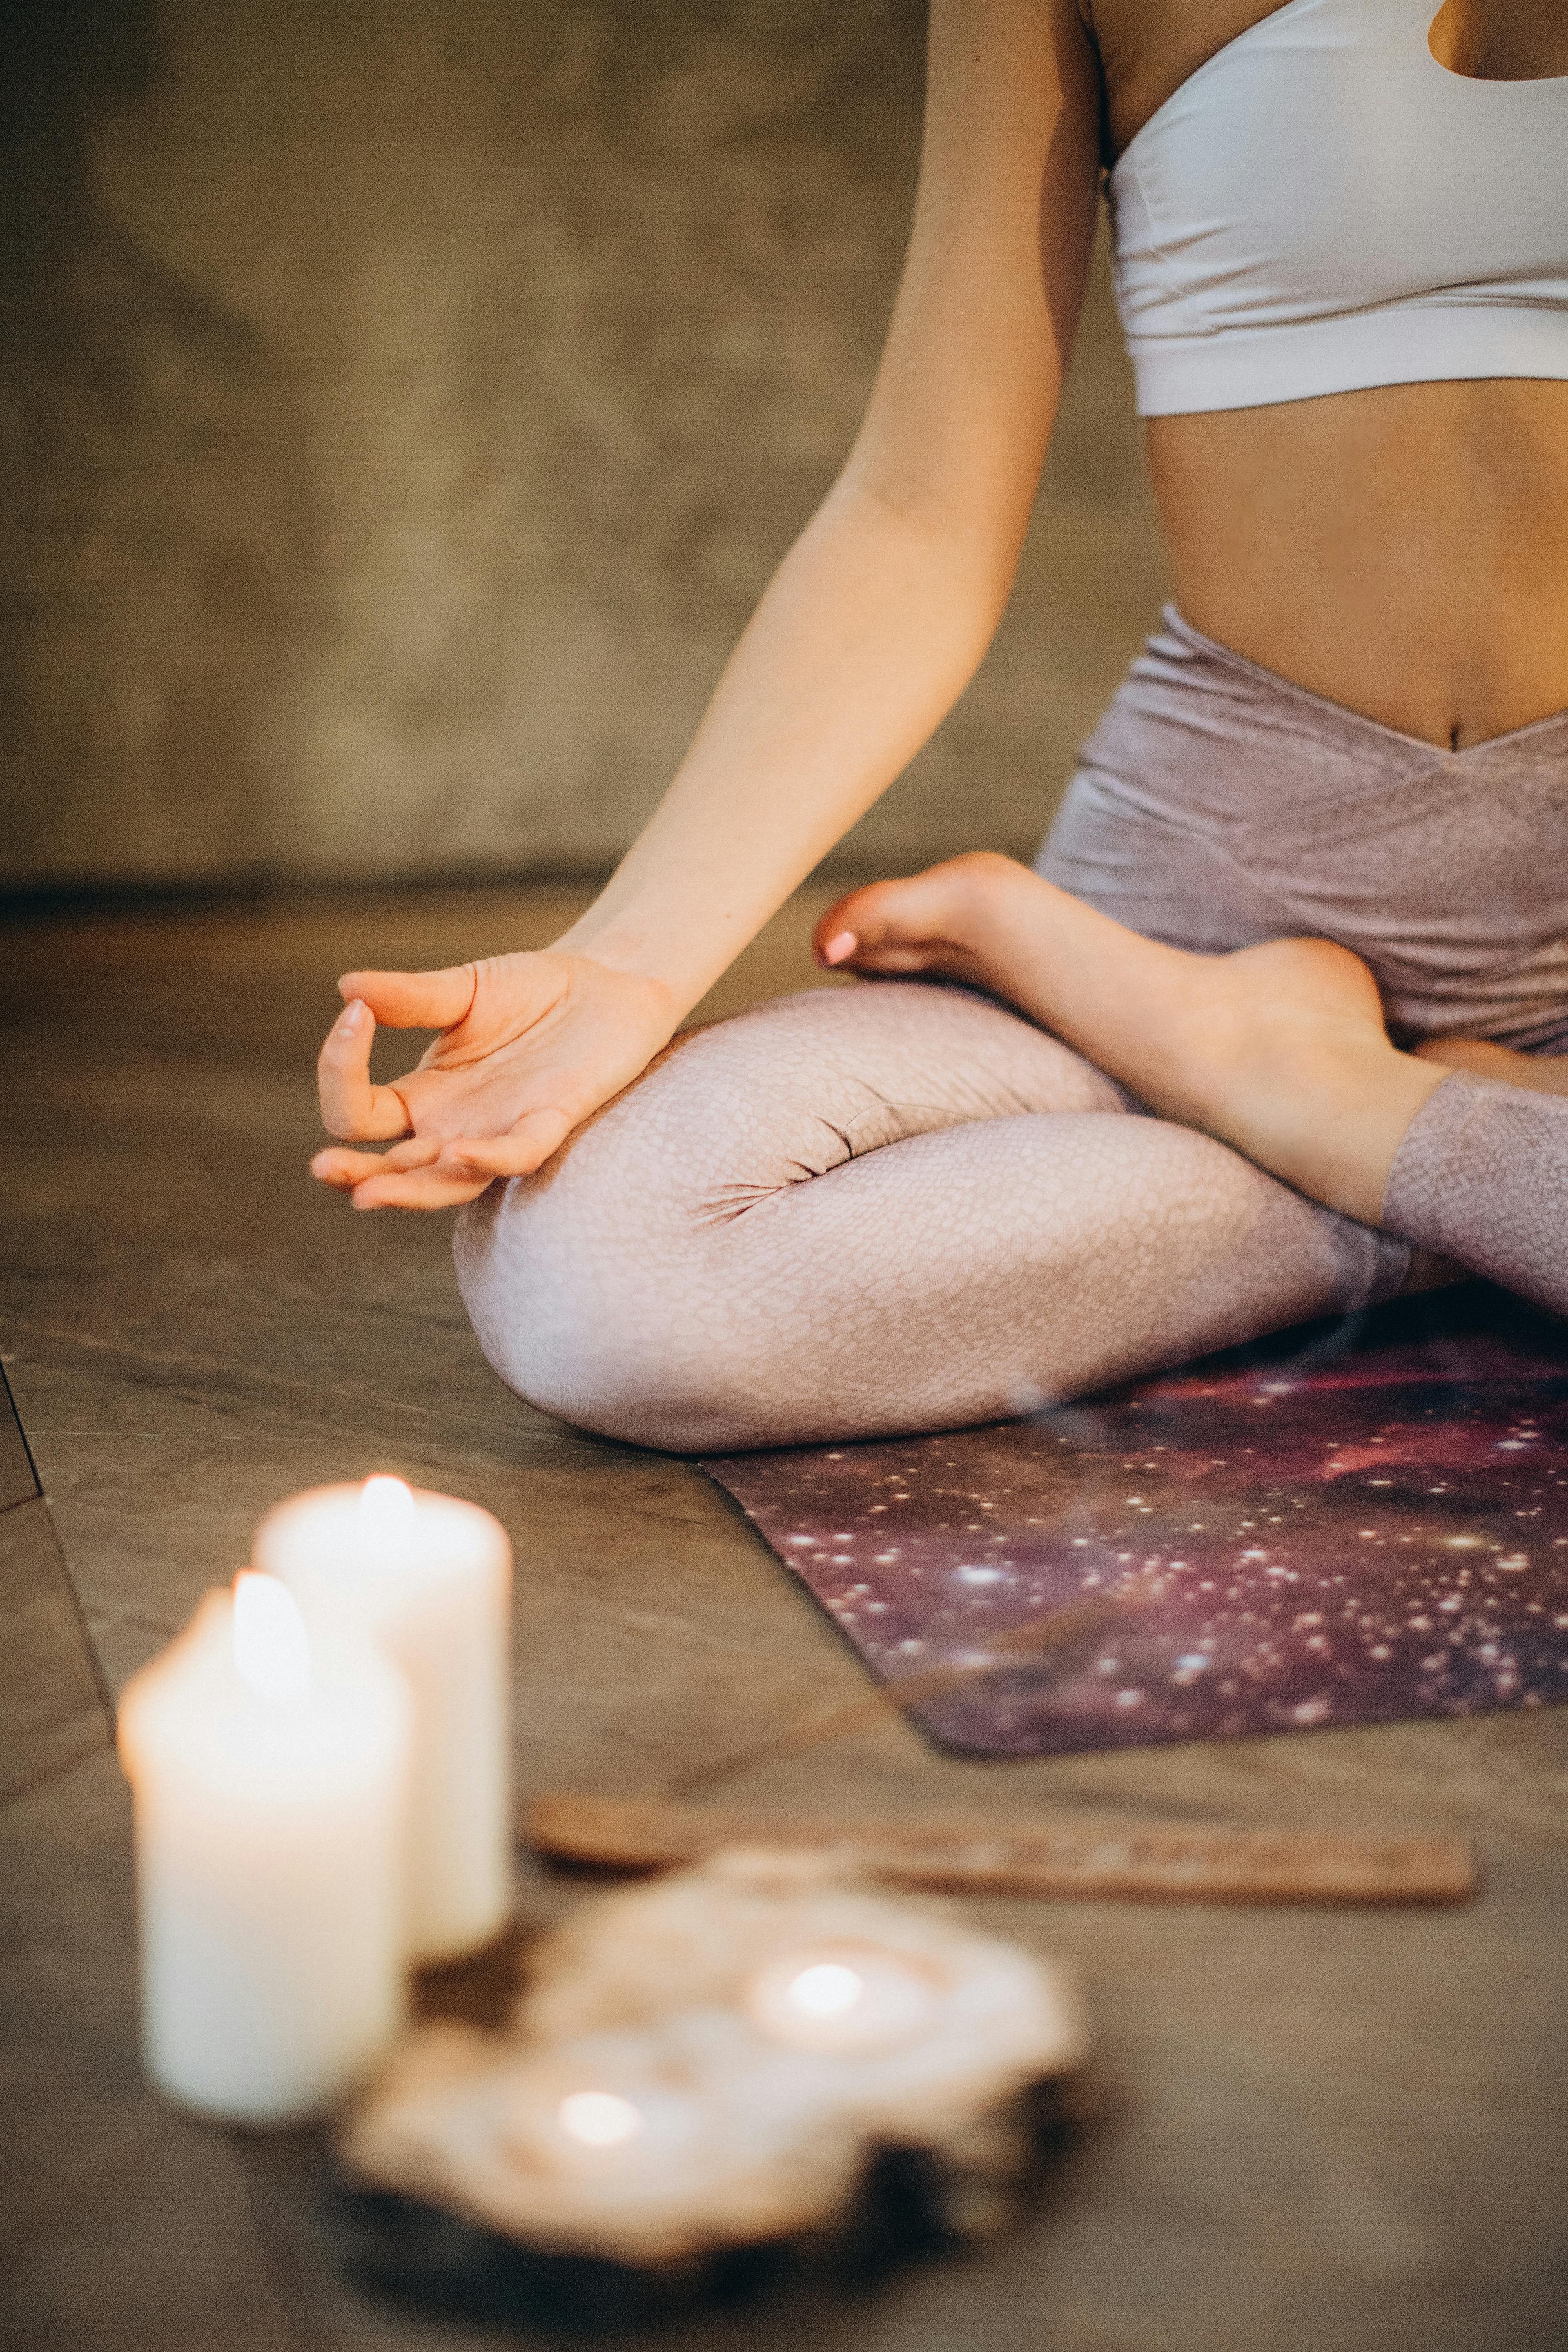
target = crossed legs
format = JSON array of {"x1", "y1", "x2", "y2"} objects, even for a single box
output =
[
  {"x1": 453, "y1": 976, "x2": 1409, "y2": 1452},
  {"x1": 820, "y1": 854, "x2": 1568, "y2": 1324}
]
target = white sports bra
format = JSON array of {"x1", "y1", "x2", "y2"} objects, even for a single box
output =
[{"x1": 1109, "y1": 0, "x2": 1568, "y2": 415}]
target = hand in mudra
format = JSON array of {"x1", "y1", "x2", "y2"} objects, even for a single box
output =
[{"x1": 311, "y1": 951, "x2": 679, "y2": 1210}]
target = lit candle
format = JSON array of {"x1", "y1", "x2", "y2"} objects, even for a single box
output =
[
  {"x1": 746, "y1": 1940, "x2": 947, "y2": 2056},
  {"x1": 251, "y1": 1478, "x2": 513, "y2": 1965},
  {"x1": 116, "y1": 1574, "x2": 412, "y2": 2124},
  {"x1": 336, "y1": 2014, "x2": 861, "y2": 2262},
  {"x1": 500, "y1": 2069, "x2": 704, "y2": 2180}
]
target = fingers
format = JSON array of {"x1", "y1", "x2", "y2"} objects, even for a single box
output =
[
  {"x1": 346, "y1": 1165, "x2": 492, "y2": 1212},
  {"x1": 310, "y1": 1137, "x2": 488, "y2": 1211},
  {"x1": 338, "y1": 964, "x2": 478, "y2": 1031},
  {"x1": 435, "y1": 1107, "x2": 575, "y2": 1182},
  {"x1": 317, "y1": 999, "x2": 414, "y2": 1141},
  {"x1": 311, "y1": 1138, "x2": 442, "y2": 1191},
  {"x1": 310, "y1": 1108, "x2": 576, "y2": 1210}
]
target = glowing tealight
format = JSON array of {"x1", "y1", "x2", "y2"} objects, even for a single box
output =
[
  {"x1": 558, "y1": 2091, "x2": 645, "y2": 2148},
  {"x1": 748, "y1": 1941, "x2": 944, "y2": 2055},
  {"x1": 501, "y1": 2069, "x2": 702, "y2": 2178},
  {"x1": 788, "y1": 1961, "x2": 864, "y2": 2020},
  {"x1": 232, "y1": 1572, "x2": 311, "y2": 1706}
]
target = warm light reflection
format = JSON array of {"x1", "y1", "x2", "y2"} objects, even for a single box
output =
[
  {"x1": 787, "y1": 1961, "x2": 864, "y2": 2020},
  {"x1": 557, "y1": 2091, "x2": 644, "y2": 2148},
  {"x1": 232, "y1": 1572, "x2": 311, "y2": 1705}
]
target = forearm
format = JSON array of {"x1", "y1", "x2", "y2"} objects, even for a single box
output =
[
  {"x1": 552, "y1": 477, "x2": 1018, "y2": 1013},
  {"x1": 551, "y1": 0, "x2": 1101, "y2": 1014},
  {"x1": 313, "y1": 0, "x2": 1103, "y2": 1214},
  {"x1": 1414, "y1": 1038, "x2": 1568, "y2": 1096}
]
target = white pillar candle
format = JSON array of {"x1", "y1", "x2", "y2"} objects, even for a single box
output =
[
  {"x1": 116, "y1": 1574, "x2": 412, "y2": 2125},
  {"x1": 252, "y1": 1477, "x2": 513, "y2": 1965},
  {"x1": 746, "y1": 1941, "x2": 947, "y2": 2056}
]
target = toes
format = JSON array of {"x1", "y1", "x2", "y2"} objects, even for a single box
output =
[
  {"x1": 813, "y1": 857, "x2": 1039, "y2": 977},
  {"x1": 813, "y1": 886, "x2": 882, "y2": 964},
  {"x1": 813, "y1": 878, "x2": 919, "y2": 962}
]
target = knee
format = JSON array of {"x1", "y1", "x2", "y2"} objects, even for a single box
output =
[
  {"x1": 450, "y1": 994, "x2": 856, "y2": 1450},
  {"x1": 453, "y1": 1165, "x2": 775, "y2": 1454}
]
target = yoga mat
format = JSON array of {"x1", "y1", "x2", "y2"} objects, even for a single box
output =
[{"x1": 701, "y1": 1290, "x2": 1568, "y2": 1757}]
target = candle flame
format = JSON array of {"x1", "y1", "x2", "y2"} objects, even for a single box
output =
[
  {"x1": 232, "y1": 1572, "x2": 312, "y2": 1706},
  {"x1": 787, "y1": 1960, "x2": 865, "y2": 2020},
  {"x1": 558, "y1": 2091, "x2": 644, "y2": 2148},
  {"x1": 359, "y1": 1474, "x2": 414, "y2": 1521}
]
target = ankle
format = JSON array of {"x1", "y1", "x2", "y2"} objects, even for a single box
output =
[{"x1": 1202, "y1": 1015, "x2": 1446, "y2": 1227}]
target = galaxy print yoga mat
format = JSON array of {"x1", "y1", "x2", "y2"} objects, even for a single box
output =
[{"x1": 701, "y1": 1290, "x2": 1568, "y2": 1757}]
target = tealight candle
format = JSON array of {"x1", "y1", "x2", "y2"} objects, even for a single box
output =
[
  {"x1": 117, "y1": 1575, "x2": 411, "y2": 2124},
  {"x1": 498, "y1": 2060, "x2": 704, "y2": 2180},
  {"x1": 556, "y1": 2090, "x2": 645, "y2": 2150},
  {"x1": 252, "y1": 1477, "x2": 512, "y2": 1964},
  {"x1": 746, "y1": 1940, "x2": 947, "y2": 2056}
]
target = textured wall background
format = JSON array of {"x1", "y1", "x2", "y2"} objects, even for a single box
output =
[{"x1": 1, "y1": 0, "x2": 1168, "y2": 893}]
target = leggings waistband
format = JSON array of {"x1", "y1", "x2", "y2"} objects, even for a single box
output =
[{"x1": 1038, "y1": 608, "x2": 1568, "y2": 1053}]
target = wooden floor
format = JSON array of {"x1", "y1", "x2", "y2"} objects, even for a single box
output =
[{"x1": 2, "y1": 885, "x2": 1566, "y2": 2352}]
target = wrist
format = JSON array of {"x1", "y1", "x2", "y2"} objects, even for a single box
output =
[{"x1": 548, "y1": 912, "x2": 721, "y2": 1020}]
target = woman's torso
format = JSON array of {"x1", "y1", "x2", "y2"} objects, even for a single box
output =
[
  {"x1": 1088, "y1": 0, "x2": 1568, "y2": 750},
  {"x1": 1039, "y1": 607, "x2": 1568, "y2": 1052}
]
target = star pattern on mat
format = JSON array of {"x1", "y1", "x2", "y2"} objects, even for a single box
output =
[{"x1": 705, "y1": 1303, "x2": 1568, "y2": 1755}]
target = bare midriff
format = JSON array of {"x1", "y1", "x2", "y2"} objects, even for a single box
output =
[
  {"x1": 1087, "y1": 0, "x2": 1568, "y2": 749},
  {"x1": 1145, "y1": 380, "x2": 1568, "y2": 750}
]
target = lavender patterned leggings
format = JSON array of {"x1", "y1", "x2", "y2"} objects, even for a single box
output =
[{"x1": 455, "y1": 612, "x2": 1568, "y2": 1452}]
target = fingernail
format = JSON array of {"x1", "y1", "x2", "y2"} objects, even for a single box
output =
[
  {"x1": 337, "y1": 998, "x2": 367, "y2": 1030},
  {"x1": 822, "y1": 931, "x2": 858, "y2": 967}
]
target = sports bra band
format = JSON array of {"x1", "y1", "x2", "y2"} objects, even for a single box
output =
[{"x1": 1108, "y1": 0, "x2": 1568, "y2": 415}]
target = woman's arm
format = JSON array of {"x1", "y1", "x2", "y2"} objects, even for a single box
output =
[
  {"x1": 1414, "y1": 1038, "x2": 1568, "y2": 1095},
  {"x1": 314, "y1": 0, "x2": 1104, "y2": 1209}
]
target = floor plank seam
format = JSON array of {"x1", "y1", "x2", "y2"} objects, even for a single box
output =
[
  {"x1": 1, "y1": 1372, "x2": 119, "y2": 1737},
  {"x1": 0, "y1": 1359, "x2": 42, "y2": 1506},
  {"x1": 0, "y1": 1316, "x2": 512, "y2": 1423},
  {"x1": 0, "y1": 1724, "x2": 116, "y2": 1811}
]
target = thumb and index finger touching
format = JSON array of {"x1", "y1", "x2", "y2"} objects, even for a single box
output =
[
  {"x1": 316, "y1": 962, "x2": 479, "y2": 1143},
  {"x1": 337, "y1": 963, "x2": 479, "y2": 1031}
]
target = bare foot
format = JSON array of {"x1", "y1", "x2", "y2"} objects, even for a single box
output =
[{"x1": 815, "y1": 852, "x2": 1447, "y2": 1227}]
